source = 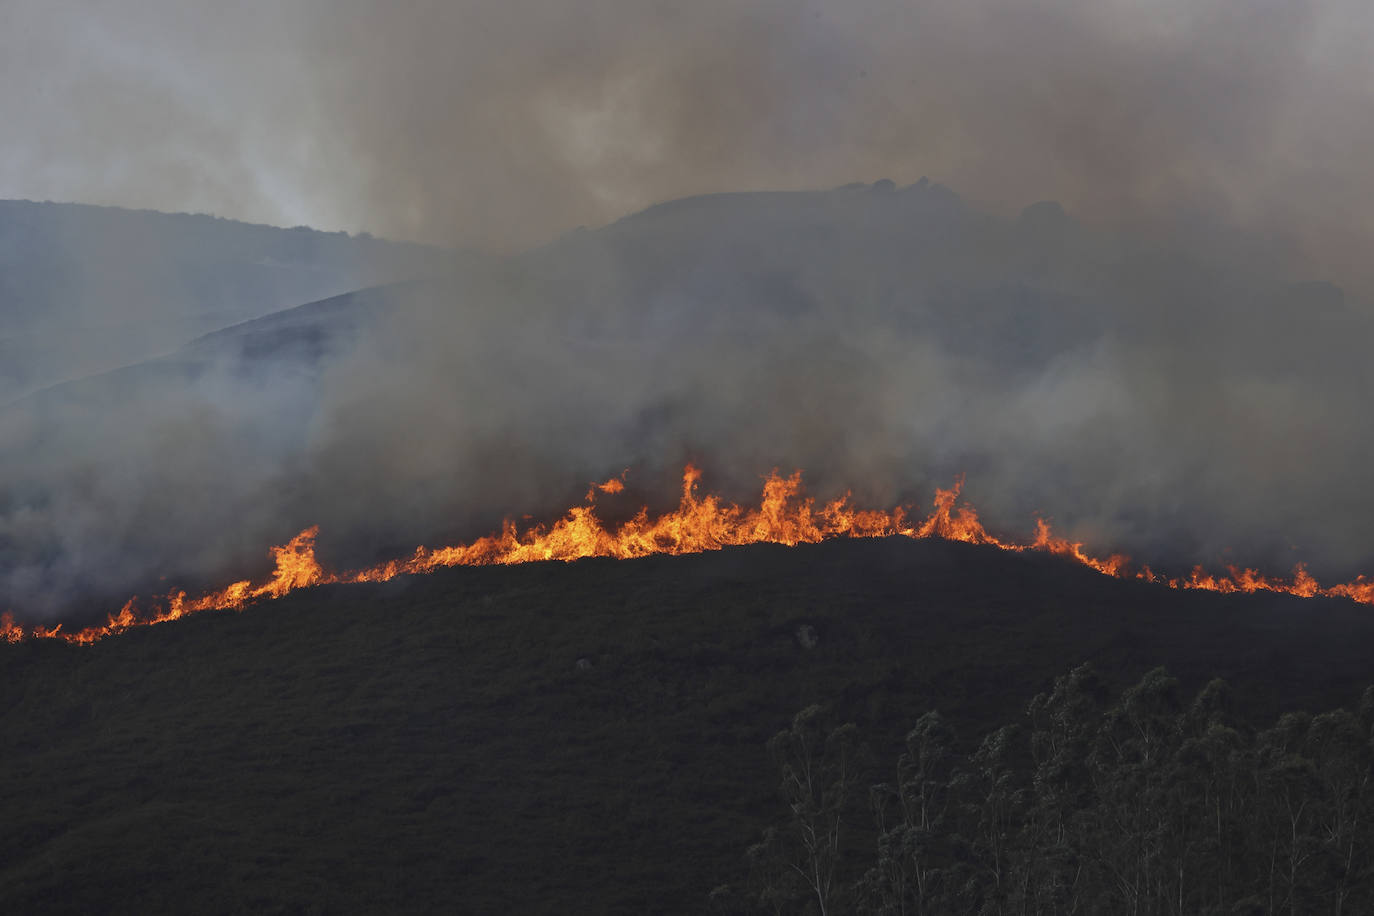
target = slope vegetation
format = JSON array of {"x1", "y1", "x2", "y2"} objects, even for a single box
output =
[{"x1": 4, "y1": 537, "x2": 1373, "y2": 913}]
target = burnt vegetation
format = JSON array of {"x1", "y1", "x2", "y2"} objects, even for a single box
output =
[{"x1": 5, "y1": 537, "x2": 1374, "y2": 913}]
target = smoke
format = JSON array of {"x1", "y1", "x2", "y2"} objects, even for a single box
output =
[
  {"x1": 4, "y1": 1, "x2": 1374, "y2": 288},
  {"x1": 5, "y1": 182, "x2": 1374, "y2": 622},
  {"x1": 3, "y1": 2, "x2": 1374, "y2": 621},
  {"x1": 0, "y1": 202, "x2": 445, "y2": 403}
]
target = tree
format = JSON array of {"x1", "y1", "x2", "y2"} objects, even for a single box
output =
[
  {"x1": 760, "y1": 705, "x2": 862, "y2": 916},
  {"x1": 1084, "y1": 667, "x2": 1188, "y2": 914},
  {"x1": 1176, "y1": 679, "x2": 1248, "y2": 912},
  {"x1": 956, "y1": 724, "x2": 1026, "y2": 915},
  {"x1": 1023, "y1": 663, "x2": 1109, "y2": 914},
  {"x1": 1303, "y1": 708, "x2": 1371, "y2": 914},
  {"x1": 862, "y1": 710, "x2": 961, "y2": 915},
  {"x1": 733, "y1": 666, "x2": 1374, "y2": 914},
  {"x1": 1254, "y1": 712, "x2": 1321, "y2": 916}
]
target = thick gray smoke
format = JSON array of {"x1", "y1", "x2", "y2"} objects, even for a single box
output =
[
  {"x1": 3, "y1": 183, "x2": 1373, "y2": 622},
  {"x1": 2, "y1": 2, "x2": 1373, "y2": 621},
  {"x1": 4, "y1": 1, "x2": 1374, "y2": 290}
]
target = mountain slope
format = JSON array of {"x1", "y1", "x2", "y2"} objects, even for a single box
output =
[
  {"x1": 6, "y1": 181, "x2": 1374, "y2": 642},
  {"x1": 0, "y1": 200, "x2": 452, "y2": 402},
  {"x1": 4, "y1": 537, "x2": 1372, "y2": 914}
]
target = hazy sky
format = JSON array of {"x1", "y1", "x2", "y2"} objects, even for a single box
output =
[{"x1": 4, "y1": 1, "x2": 1373, "y2": 284}]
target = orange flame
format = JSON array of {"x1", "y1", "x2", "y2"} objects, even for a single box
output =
[
  {"x1": 1, "y1": 612, "x2": 23, "y2": 644},
  {"x1": 4, "y1": 465, "x2": 1372, "y2": 645}
]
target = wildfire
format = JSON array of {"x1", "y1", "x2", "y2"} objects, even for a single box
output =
[{"x1": 2, "y1": 465, "x2": 1371, "y2": 646}]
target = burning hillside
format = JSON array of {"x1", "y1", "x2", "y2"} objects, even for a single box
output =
[
  {"x1": 5, "y1": 464, "x2": 1371, "y2": 646},
  {"x1": 7, "y1": 186, "x2": 1374, "y2": 631}
]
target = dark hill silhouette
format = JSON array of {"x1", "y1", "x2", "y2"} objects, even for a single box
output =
[{"x1": 4, "y1": 536, "x2": 1373, "y2": 913}]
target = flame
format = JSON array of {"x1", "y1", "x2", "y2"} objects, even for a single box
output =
[
  {"x1": 1030, "y1": 518, "x2": 1130, "y2": 577},
  {"x1": 585, "y1": 472, "x2": 626, "y2": 502},
  {"x1": 1, "y1": 612, "x2": 22, "y2": 644},
  {"x1": 4, "y1": 465, "x2": 1373, "y2": 645}
]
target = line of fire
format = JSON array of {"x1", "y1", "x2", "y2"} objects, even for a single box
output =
[{"x1": 4, "y1": 464, "x2": 1371, "y2": 646}]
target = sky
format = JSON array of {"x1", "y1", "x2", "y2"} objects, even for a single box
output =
[{"x1": 3, "y1": 0, "x2": 1374, "y2": 287}]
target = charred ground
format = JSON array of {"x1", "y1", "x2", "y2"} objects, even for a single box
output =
[{"x1": 4, "y1": 536, "x2": 1374, "y2": 913}]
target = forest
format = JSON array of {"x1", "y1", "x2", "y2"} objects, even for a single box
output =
[{"x1": 725, "y1": 666, "x2": 1374, "y2": 915}]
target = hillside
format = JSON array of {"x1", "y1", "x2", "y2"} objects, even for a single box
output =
[
  {"x1": 7, "y1": 182, "x2": 1374, "y2": 623},
  {"x1": 5, "y1": 536, "x2": 1374, "y2": 914},
  {"x1": 0, "y1": 200, "x2": 452, "y2": 402}
]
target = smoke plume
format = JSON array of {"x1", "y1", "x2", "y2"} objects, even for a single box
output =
[{"x1": 4, "y1": 1, "x2": 1374, "y2": 288}]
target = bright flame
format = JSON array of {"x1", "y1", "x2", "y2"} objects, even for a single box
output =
[{"x1": 4, "y1": 465, "x2": 1372, "y2": 646}]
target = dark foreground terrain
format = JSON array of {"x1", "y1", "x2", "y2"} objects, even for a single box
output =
[{"x1": 5, "y1": 537, "x2": 1374, "y2": 913}]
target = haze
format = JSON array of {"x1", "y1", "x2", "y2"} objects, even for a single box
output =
[
  {"x1": 2, "y1": 1, "x2": 1373, "y2": 621},
  {"x1": 5, "y1": 0, "x2": 1373, "y2": 285}
]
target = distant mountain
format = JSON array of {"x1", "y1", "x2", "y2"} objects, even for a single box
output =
[
  {"x1": 516, "y1": 181, "x2": 1105, "y2": 366},
  {"x1": 0, "y1": 200, "x2": 453, "y2": 401},
  {"x1": 4, "y1": 536, "x2": 1373, "y2": 913},
  {"x1": 14, "y1": 282, "x2": 402, "y2": 411}
]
